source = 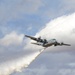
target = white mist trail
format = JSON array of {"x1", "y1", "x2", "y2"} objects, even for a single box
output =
[{"x1": 0, "y1": 49, "x2": 44, "y2": 75}]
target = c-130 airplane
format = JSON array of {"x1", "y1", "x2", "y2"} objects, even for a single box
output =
[{"x1": 25, "y1": 35, "x2": 71, "y2": 49}]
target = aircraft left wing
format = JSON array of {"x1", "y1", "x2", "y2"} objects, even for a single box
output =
[
  {"x1": 25, "y1": 35, "x2": 37, "y2": 41},
  {"x1": 25, "y1": 35, "x2": 44, "y2": 43}
]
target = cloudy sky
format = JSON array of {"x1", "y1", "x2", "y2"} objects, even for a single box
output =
[{"x1": 0, "y1": 0, "x2": 75, "y2": 75}]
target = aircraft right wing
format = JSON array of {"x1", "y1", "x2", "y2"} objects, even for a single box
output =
[
  {"x1": 60, "y1": 42, "x2": 71, "y2": 46},
  {"x1": 54, "y1": 42, "x2": 71, "y2": 46}
]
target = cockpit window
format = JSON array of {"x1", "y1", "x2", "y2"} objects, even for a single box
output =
[{"x1": 49, "y1": 39, "x2": 56, "y2": 43}]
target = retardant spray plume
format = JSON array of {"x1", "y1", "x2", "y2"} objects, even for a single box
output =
[{"x1": 0, "y1": 49, "x2": 44, "y2": 75}]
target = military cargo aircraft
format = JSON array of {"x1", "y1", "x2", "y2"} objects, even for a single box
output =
[{"x1": 25, "y1": 35, "x2": 71, "y2": 48}]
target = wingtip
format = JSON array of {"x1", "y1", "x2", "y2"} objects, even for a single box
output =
[
  {"x1": 25, "y1": 35, "x2": 28, "y2": 37},
  {"x1": 69, "y1": 45, "x2": 71, "y2": 46},
  {"x1": 24, "y1": 35, "x2": 26, "y2": 37},
  {"x1": 67, "y1": 44, "x2": 71, "y2": 46}
]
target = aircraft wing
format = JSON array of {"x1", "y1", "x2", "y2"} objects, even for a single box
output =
[
  {"x1": 54, "y1": 42, "x2": 71, "y2": 46},
  {"x1": 57, "y1": 42, "x2": 71, "y2": 46},
  {"x1": 25, "y1": 35, "x2": 44, "y2": 43},
  {"x1": 61, "y1": 43, "x2": 71, "y2": 46},
  {"x1": 25, "y1": 35, "x2": 38, "y2": 41}
]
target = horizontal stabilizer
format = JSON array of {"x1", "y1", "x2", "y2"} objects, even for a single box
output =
[{"x1": 31, "y1": 42, "x2": 41, "y2": 46}]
